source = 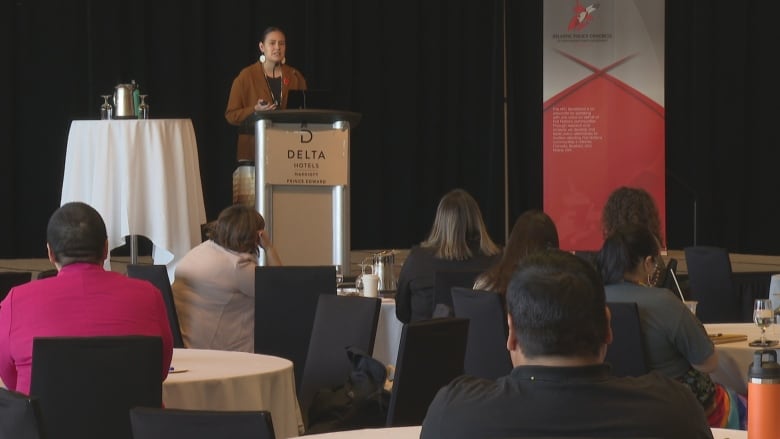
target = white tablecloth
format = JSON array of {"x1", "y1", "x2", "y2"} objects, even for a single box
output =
[
  {"x1": 705, "y1": 322, "x2": 780, "y2": 396},
  {"x1": 288, "y1": 426, "x2": 421, "y2": 439},
  {"x1": 373, "y1": 299, "x2": 403, "y2": 367},
  {"x1": 164, "y1": 348, "x2": 304, "y2": 438},
  {"x1": 286, "y1": 426, "x2": 743, "y2": 439},
  {"x1": 61, "y1": 119, "x2": 206, "y2": 271}
]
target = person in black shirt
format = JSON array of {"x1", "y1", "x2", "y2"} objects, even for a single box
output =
[{"x1": 421, "y1": 249, "x2": 713, "y2": 439}]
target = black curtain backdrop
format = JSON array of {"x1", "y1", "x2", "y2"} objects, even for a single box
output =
[{"x1": 2, "y1": 0, "x2": 780, "y2": 259}]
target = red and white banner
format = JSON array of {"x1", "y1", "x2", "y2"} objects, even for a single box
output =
[{"x1": 543, "y1": 0, "x2": 665, "y2": 251}]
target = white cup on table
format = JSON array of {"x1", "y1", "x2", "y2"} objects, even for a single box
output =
[{"x1": 361, "y1": 273, "x2": 380, "y2": 298}]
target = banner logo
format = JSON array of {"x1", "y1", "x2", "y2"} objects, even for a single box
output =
[{"x1": 568, "y1": 0, "x2": 600, "y2": 31}]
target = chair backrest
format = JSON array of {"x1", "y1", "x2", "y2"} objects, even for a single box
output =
[
  {"x1": 129, "y1": 407, "x2": 275, "y2": 439},
  {"x1": 683, "y1": 246, "x2": 741, "y2": 322},
  {"x1": 0, "y1": 271, "x2": 33, "y2": 302},
  {"x1": 126, "y1": 264, "x2": 185, "y2": 348},
  {"x1": 298, "y1": 294, "x2": 381, "y2": 422},
  {"x1": 433, "y1": 270, "x2": 483, "y2": 317},
  {"x1": 605, "y1": 302, "x2": 649, "y2": 377},
  {"x1": 0, "y1": 388, "x2": 44, "y2": 439},
  {"x1": 254, "y1": 266, "x2": 337, "y2": 387},
  {"x1": 386, "y1": 317, "x2": 469, "y2": 427},
  {"x1": 30, "y1": 336, "x2": 163, "y2": 439},
  {"x1": 450, "y1": 287, "x2": 513, "y2": 380}
]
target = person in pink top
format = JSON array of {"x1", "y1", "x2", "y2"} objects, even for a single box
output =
[{"x1": 0, "y1": 201, "x2": 173, "y2": 395}]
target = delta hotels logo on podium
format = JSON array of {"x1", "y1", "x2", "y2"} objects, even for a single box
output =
[
  {"x1": 265, "y1": 125, "x2": 349, "y2": 186},
  {"x1": 553, "y1": 1, "x2": 611, "y2": 42}
]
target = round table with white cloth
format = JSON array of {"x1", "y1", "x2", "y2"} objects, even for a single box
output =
[
  {"x1": 61, "y1": 119, "x2": 207, "y2": 273},
  {"x1": 286, "y1": 426, "x2": 421, "y2": 439},
  {"x1": 372, "y1": 298, "x2": 403, "y2": 367},
  {"x1": 704, "y1": 322, "x2": 780, "y2": 396},
  {"x1": 283, "y1": 426, "x2": 744, "y2": 439},
  {"x1": 164, "y1": 348, "x2": 304, "y2": 438}
]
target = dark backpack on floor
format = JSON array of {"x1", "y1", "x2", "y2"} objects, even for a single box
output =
[{"x1": 306, "y1": 346, "x2": 390, "y2": 434}]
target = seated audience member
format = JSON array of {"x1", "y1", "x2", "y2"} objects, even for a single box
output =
[
  {"x1": 0, "y1": 202, "x2": 173, "y2": 394},
  {"x1": 601, "y1": 185, "x2": 666, "y2": 285},
  {"x1": 420, "y1": 249, "x2": 713, "y2": 439},
  {"x1": 473, "y1": 209, "x2": 558, "y2": 295},
  {"x1": 395, "y1": 189, "x2": 500, "y2": 323},
  {"x1": 597, "y1": 223, "x2": 745, "y2": 429},
  {"x1": 172, "y1": 204, "x2": 281, "y2": 352}
]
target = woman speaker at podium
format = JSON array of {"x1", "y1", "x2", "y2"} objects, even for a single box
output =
[{"x1": 225, "y1": 26, "x2": 307, "y2": 161}]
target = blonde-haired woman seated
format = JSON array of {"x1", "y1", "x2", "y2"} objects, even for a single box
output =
[{"x1": 395, "y1": 189, "x2": 500, "y2": 323}]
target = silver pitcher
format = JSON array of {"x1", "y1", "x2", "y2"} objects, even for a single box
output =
[
  {"x1": 372, "y1": 250, "x2": 397, "y2": 292},
  {"x1": 113, "y1": 83, "x2": 136, "y2": 119}
]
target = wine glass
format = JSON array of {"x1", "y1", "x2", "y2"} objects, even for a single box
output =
[
  {"x1": 138, "y1": 94, "x2": 149, "y2": 119},
  {"x1": 100, "y1": 95, "x2": 113, "y2": 120},
  {"x1": 753, "y1": 298, "x2": 775, "y2": 347}
]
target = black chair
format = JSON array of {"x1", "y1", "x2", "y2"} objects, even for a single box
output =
[
  {"x1": 254, "y1": 266, "x2": 337, "y2": 387},
  {"x1": 298, "y1": 294, "x2": 381, "y2": 424},
  {"x1": 386, "y1": 317, "x2": 469, "y2": 427},
  {"x1": 129, "y1": 407, "x2": 275, "y2": 439},
  {"x1": 605, "y1": 302, "x2": 649, "y2": 377},
  {"x1": 450, "y1": 287, "x2": 513, "y2": 380},
  {"x1": 30, "y1": 335, "x2": 163, "y2": 439},
  {"x1": 684, "y1": 246, "x2": 742, "y2": 323},
  {"x1": 0, "y1": 271, "x2": 32, "y2": 302},
  {"x1": 0, "y1": 387, "x2": 44, "y2": 439},
  {"x1": 432, "y1": 270, "x2": 484, "y2": 317},
  {"x1": 126, "y1": 264, "x2": 185, "y2": 348}
]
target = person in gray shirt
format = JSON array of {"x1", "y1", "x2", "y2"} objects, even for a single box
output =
[{"x1": 597, "y1": 223, "x2": 745, "y2": 429}]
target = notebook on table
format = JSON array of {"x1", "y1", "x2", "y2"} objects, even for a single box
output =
[{"x1": 708, "y1": 333, "x2": 748, "y2": 344}]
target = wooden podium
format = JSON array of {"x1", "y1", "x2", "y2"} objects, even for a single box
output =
[{"x1": 242, "y1": 109, "x2": 361, "y2": 268}]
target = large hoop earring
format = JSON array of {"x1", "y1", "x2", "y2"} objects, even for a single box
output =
[
  {"x1": 259, "y1": 54, "x2": 266, "y2": 63},
  {"x1": 282, "y1": 57, "x2": 286, "y2": 65}
]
